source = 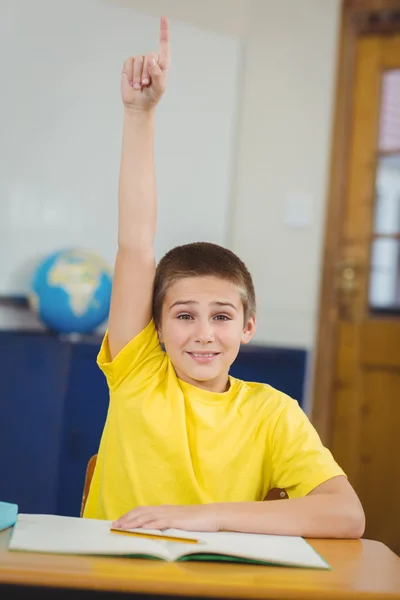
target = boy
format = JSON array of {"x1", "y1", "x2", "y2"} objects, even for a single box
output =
[{"x1": 84, "y1": 17, "x2": 365, "y2": 539}]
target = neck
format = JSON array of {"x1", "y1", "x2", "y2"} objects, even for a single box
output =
[{"x1": 176, "y1": 370, "x2": 231, "y2": 393}]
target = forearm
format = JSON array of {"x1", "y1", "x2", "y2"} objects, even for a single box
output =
[
  {"x1": 214, "y1": 495, "x2": 365, "y2": 539},
  {"x1": 118, "y1": 108, "x2": 157, "y2": 249}
]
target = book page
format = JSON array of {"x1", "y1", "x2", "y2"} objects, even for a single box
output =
[
  {"x1": 10, "y1": 516, "x2": 329, "y2": 568},
  {"x1": 163, "y1": 529, "x2": 329, "y2": 569},
  {"x1": 10, "y1": 514, "x2": 172, "y2": 560}
]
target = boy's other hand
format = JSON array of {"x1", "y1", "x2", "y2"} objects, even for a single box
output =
[
  {"x1": 113, "y1": 503, "x2": 220, "y2": 532},
  {"x1": 121, "y1": 16, "x2": 170, "y2": 112}
]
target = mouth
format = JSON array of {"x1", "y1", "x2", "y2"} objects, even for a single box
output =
[{"x1": 186, "y1": 352, "x2": 220, "y2": 364}]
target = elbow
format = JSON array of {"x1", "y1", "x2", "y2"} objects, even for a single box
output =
[
  {"x1": 343, "y1": 504, "x2": 366, "y2": 539},
  {"x1": 354, "y1": 506, "x2": 366, "y2": 538}
]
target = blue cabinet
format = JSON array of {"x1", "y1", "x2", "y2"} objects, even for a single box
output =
[
  {"x1": 0, "y1": 333, "x2": 70, "y2": 513},
  {"x1": 0, "y1": 332, "x2": 108, "y2": 517},
  {"x1": 0, "y1": 331, "x2": 306, "y2": 517},
  {"x1": 230, "y1": 345, "x2": 307, "y2": 403},
  {"x1": 56, "y1": 341, "x2": 109, "y2": 517}
]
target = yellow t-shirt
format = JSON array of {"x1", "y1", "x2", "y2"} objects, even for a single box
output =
[{"x1": 83, "y1": 320, "x2": 344, "y2": 520}]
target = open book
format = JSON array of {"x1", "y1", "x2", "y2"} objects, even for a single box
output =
[{"x1": 9, "y1": 514, "x2": 329, "y2": 569}]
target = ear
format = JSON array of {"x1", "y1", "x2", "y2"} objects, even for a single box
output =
[
  {"x1": 241, "y1": 315, "x2": 256, "y2": 345},
  {"x1": 157, "y1": 328, "x2": 164, "y2": 344}
]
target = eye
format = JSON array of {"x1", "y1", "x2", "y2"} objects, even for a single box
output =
[
  {"x1": 214, "y1": 314, "x2": 230, "y2": 321},
  {"x1": 177, "y1": 314, "x2": 193, "y2": 320}
]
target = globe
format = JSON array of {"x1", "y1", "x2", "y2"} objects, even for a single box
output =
[{"x1": 29, "y1": 249, "x2": 113, "y2": 334}]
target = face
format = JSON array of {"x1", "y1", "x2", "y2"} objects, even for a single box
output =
[{"x1": 157, "y1": 276, "x2": 256, "y2": 393}]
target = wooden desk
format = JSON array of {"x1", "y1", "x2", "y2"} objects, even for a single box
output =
[{"x1": 0, "y1": 528, "x2": 399, "y2": 600}]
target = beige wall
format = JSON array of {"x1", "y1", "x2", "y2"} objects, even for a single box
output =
[{"x1": 113, "y1": 0, "x2": 341, "y2": 348}]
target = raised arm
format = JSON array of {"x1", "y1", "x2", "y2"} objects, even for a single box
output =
[{"x1": 108, "y1": 17, "x2": 170, "y2": 360}]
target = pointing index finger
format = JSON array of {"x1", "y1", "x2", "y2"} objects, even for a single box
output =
[{"x1": 158, "y1": 15, "x2": 170, "y2": 70}]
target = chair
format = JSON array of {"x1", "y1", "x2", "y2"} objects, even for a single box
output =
[
  {"x1": 80, "y1": 454, "x2": 288, "y2": 517},
  {"x1": 80, "y1": 454, "x2": 98, "y2": 517}
]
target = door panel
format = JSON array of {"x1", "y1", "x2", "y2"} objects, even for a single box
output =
[
  {"x1": 331, "y1": 34, "x2": 400, "y2": 553},
  {"x1": 357, "y1": 369, "x2": 400, "y2": 550}
]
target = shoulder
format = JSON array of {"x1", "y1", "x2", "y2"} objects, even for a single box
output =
[
  {"x1": 98, "y1": 318, "x2": 165, "y2": 391},
  {"x1": 233, "y1": 378, "x2": 294, "y2": 420}
]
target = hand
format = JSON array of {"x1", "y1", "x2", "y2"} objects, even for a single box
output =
[
  {"x1": 121, "y1": 16, "x2": 170, "y2": 112},
  {"x1": 113, "y1": 504, "x2": 221, "y2": 532}
]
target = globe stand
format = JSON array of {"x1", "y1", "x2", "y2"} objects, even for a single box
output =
[{"x1": 58, "y1": 332, "x2": 84, "y2": 343}]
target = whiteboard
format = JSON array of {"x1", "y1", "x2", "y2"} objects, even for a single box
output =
[{"x1": 0, "y1": 0, "x2": 240, "y2": 295}]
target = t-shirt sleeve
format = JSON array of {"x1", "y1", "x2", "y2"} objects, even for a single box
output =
[
  {"x1": 271, "y1": 397, "x2": 346, "y2": 498},
  {"x1": 97, "y1": 319, "x2": 164, "y2": 391}
]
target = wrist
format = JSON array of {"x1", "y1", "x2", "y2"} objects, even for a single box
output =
[
  {"x1": 123, "y1": 106, "x2": 156, "y2": 122},
  {"x1": 211, "y1": 502, "x2": 237, "y2": 532}
]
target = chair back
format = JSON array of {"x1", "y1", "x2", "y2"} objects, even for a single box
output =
[{"x1": 80, "y1": 454, "x2": 97, "y2": 517}]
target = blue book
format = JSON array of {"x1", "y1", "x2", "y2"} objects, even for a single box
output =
[{"x1": 0, "y1": 501, "x2": 18, "y2": 531}]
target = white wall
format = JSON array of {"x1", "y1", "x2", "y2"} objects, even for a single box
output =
[
  {"x1": 115, "y1": 0, "x2": 341, "y2": 348},
  {"x1": 1, "y1": 0, "x2": 341, "y2": 351},
  {"x1": 231, "y1": 0, "x2": 340, "y2": 348},
  {"x1": 0, "y1": 0, "x2": 239, "y2": 293}
]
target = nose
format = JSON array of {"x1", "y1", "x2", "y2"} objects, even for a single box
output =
[{"x1": 194, "y1": 319, "x2": 215, "y2": 344}]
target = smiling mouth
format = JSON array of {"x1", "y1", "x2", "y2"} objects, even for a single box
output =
[{"x1": 186, "y1": 352, "x2": 220, "y2": 364}]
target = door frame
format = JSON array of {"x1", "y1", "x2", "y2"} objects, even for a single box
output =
[{"x1": 311, "y1": 0, "x2": 400, "y2": 445}]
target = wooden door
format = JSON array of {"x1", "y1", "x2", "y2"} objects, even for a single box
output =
[{"x1": 315, "y1": 29, "x2": 400, "y2": 554}]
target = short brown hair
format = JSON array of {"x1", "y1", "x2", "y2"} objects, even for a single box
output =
[{"x1": 153, "y1": 242, "x2": 256, "y2": 327}]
